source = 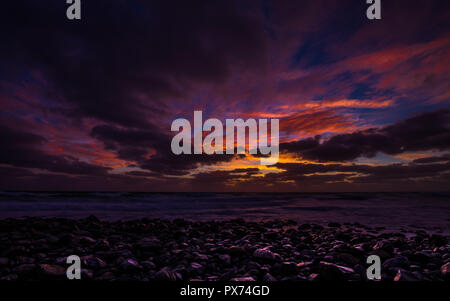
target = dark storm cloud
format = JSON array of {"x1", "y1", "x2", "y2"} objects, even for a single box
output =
[
  {"x1": 90, "y1": 124, "x2": 170, "y2": 162},
  {"x1": 90, "y1": 124, "x2": 238, "y2": 175},
  {"x1": 275, "y1": 161, "x2": 450, "y2": 181},
  {"x1": 0, "y1": 124, "x2": 110, "y2": 175},
  {"x1": 413, "y1": 154, "x2": 450, "y2": 164},
  {"x1": 281, "y1": 109, "x2": 450, "y2": 162},
  {"x1": 186, "y1": 159, "x2": 450, "y2": 192},
  {"x1": 1, "y1": 0, "x2": 268, "y2": 127}
]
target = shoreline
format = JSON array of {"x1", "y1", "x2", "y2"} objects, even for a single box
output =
[{"x1": 0, "y1": 217, "x2": 449, "y2": 281}]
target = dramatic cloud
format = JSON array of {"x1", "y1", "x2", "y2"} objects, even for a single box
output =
[
  {"x1": 1, "y1": 0, "x2": 449, "y2": 191},
  {"x1": 282, "y1": 110, "x2": 450, "y2": 162},
  {"x1": 0, "y1": 123, "x2": 110, "y2": 175},
  {"x1": 90, "y1": 124, "x2": 238, "y2": 175}
]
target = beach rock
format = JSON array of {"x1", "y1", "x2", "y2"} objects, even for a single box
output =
[
  {"x1": 79, "y1": 236, "x2": 96, "y2": 246},
  {"x1": 155, "y1": 267, "x2": 177, "y2": 281},
  {"x1": 279, "y1": 262, "x2": 298, "y2": 274},
  {"x1": 318, "y1": 262, "x2": 354, "y2": 281},
  {"x1": 94, "y1": 239, "x2": 110, "y2": 251},
  {"x1": 373, "y1": 241, "x2": 394, "y2": 253},
  {"x1": 0, "y1": 274, "x2": 18, "y2": 280},
  {"x1": 335, "y1": 253, "x2": 360, "y2": 266},
  {"x1": 189, "y1": 262, "x2": 204, "y2": 275},
  {"x1": 57, "y1": 234, "x2": 74, "y2": 245},
  {"x1": 408, "y1": 252, "x2": 431, "y2": 263},
  {"x1": 82, "y1": 255, "x2": 107, "y2": 269},
  {"x1": 141, "y1": 260, "x2": 156, "y2": 270},
  {"x1": 430, "y1": 234, "x2": 447, "y2": 247},
  {"x1": 263, "y1": 273, "x2": 277, "y2": 281},
  {"x1": 394, "y1": 269, "x2": 421, "y2": 281},
  {"x1": 98, "y1": 271, "x2": 115, "y2": 281},
  {"x1": 217, "y1": 254, "x2": 231, "y2": 265},
  {"x1": 441, "y1": 262, "x2": 450, "y2": 280},
  {"x1": 253, "y1": 247, "x2": 280, "y2": 262},
  {"x1": 14, "y1": 264, "x2": 36, "y2": 276},
  {"x1": 120, "y1": 259, "x2": 142, "y2": 272},
  {"x1": 39, "y1": 264, "x2": 66, "y2": 277},
  {"x1": 136, "y1": 237, "x2": 162, "y2": 252},
  {"x1": 226, "y1": 246, "x2": 246, "y2": 256},
  {"x1": 298, "y1": 224, "x2": 311, "y2": 230},
  {"x1": 81, "y1": 269, "x2": 94, "y2": 279},
  {"x1": 383, "y1": 256, "x2": 409, "y2": 269},
  {"x1": 231, "y1": 276, "x2": 255, "y2": 281}
]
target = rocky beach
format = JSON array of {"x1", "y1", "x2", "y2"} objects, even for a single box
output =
[{"x1": 0, "y1": 216, "x2": 449, "y2": 281}]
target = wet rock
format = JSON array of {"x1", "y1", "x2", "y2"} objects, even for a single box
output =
[
  {"x1": 85, "y1": 215, "x2": 100, "y2": 223},
  {"x1": 14, "y1": 264, "x2": 36, "y2": 276},
  {"x1": 263, "y1": 273, "x2": 277, "y2": 281},
  {"x1": 226, "y1": 246, "x2": 246, "y2": 256},
  {"x1": 373, "y1": 241, "x2": 394, "y2": 253},
  {"x1": 394, "y1": 269, "x2": 421, "y2": 281},
  {"x1": 217, "y1": 254, "x2": 231, "y2": 265},
  {"x1": 298, "y1": 224, "x2": 311, "y2": 230},
  {"x1": 136, "y1": 237, "x2": 162, "y2": 252},
  {"x1": 15, "y1": 256, "x2": 35, "y2": 265},
  {"x1": 279, "y1": 262, "x2": 298, "y2": 274},
  {"x1": 430, "y1": 234, "x2": 447, "y2": 247},
  {"x1": 441, "y1": 262, "x2": 450, "y2": 280},
  {"x1": 94, "y1": 239, "x2": 110, "y2": 251},
  {"x1": 98, "y1": 271, "x2": 115, "y2": 281},
  {"x1": 120, "y1": 259, "x2": 142, "y2": 272},
  {"x1": 57, "y1": 234, "x2": 74, "y2": 245},
  {"x1": 81, "y1": 269, "x2": 94, "y2": 279},
  {"x1": 231, "y1": 276, "x2": 255, "y2": 281},
  {"x1": 155, "y1": 267, "x2": 177, "y2": 281},
  {"x1": 79, "y1": 236, "x2": 96, "y2": 246},
  {"x1": 253, "y1": 247, "x2": 280, "y2": 262},
  {"x1": 408, "y1": 252, "x2": 431, "y2": 263},
  {"x1": 39, "y1": 264, "x2": 66, "y2": 277},
  {"x1": 0, "y1": 274, "x2": 18, "y2": 280},
  {"x1": 188, "y1": 262, "x2": 204, "y2": 275},
  {"x1": 383, "y1": 256, "x2": 409, "y2": 269},
  {"x1": 82, "y1": 255, "x2": 107, "y2": 270},
  {"x1": 141, "y1": 260, "x2": 156, "y2": 270},
  {"x1": 318, "y1": 262, "x2": 354, "y2": 281},
  {"x1": 335, "y1": 253, "x2": 360, "y2": 266}
]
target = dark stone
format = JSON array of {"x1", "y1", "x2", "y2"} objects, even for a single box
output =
[
  {"x1": 253, "y1": 247, "x2": 280, "y2": 262},
  {"x1": 441, "y1": 262, "x2": 450, "y2": 280},
  {"x1": 136, "y1": 237, "x2": 162, "y2": 252},
  {"x1": 263, "y1": 273, "x2": 277, "y2": 281},
  {"x1": 82, "y1": 255, "x2": 107, "y2": 269},
  {"x1": 394, "y1": 269, "x2": 421, "y2": 281},
  {"x1": 318, "y1": 262, "x2": 354, "y2": 281},
  {"x1": 155, "y1": 267, "x2": 177, "y2": 281},
  {"x1": 383, "y1": 256, "x2": 409, "y2": 269},
  {"x1": 39, "y1": 264, "x2": 66, "y2": 277},
  {"x1": 372, "y1": 241, "x2": 394, "y2": 253},
  {"x1": 120, "y1": 259, "x2": 142, "y2": 272}
]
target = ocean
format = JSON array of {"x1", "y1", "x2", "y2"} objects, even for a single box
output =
[{"x1": 0, "y1": 191, "x2": 449, "y2": 234}]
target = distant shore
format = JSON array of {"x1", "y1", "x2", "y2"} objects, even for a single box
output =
[{"x1": 0, "y1": 217, "x2": 448, "y2": 281}]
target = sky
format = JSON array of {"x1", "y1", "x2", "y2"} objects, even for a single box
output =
[{"x1": 0, "y1": 0, "x2": 449, "y2": 192}]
